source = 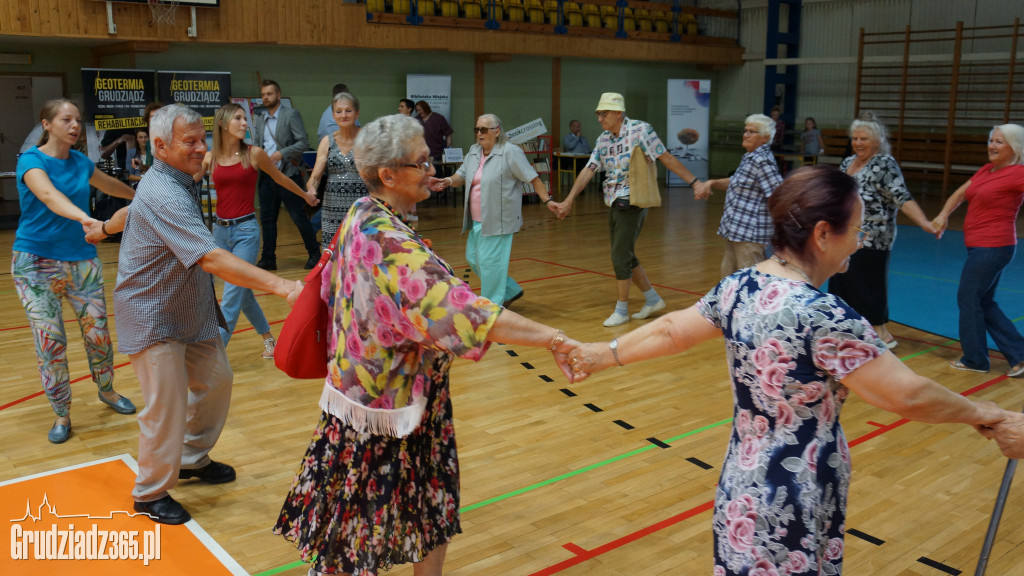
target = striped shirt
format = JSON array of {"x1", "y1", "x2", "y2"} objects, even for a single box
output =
[
  {"x1": 717, "y1": 143, "x2": 783, "y2": 244},
  {"x1": 113, "y1": 159, "x2": 224, "y2": 354}
]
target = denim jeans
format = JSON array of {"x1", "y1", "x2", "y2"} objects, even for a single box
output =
[
  {"x1": 957, "y1": 244, "x2": 1024, "y2": 370},
  {"x1": 213, "y1": 217, "x2": 271, "y2": 345},
  {"x1": 257, "y1": 173, "x2": 320, "y2": 261}
]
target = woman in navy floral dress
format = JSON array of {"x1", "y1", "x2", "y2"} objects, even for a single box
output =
[
  {"x1": 565, "y1": 165, "x2": 1024, "y2": 575},
  {"x1": 274, "y1": 114, "x2": 579, "y2": 576}
]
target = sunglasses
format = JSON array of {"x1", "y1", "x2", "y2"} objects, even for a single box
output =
[{"x1": 474, "y1": 127, "x2": 496, "y2": 134}]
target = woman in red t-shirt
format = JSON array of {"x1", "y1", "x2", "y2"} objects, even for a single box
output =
[
  {"x1": 933, "y1": 124, "x2": 1024, "y2": 377},
  {"x1": 200, "y1": 103, "x2": 319, "y2": 359}
]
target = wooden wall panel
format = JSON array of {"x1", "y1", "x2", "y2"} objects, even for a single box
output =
[{"x1": 0, "y1": 0, "x2": 743, "y2": 66}]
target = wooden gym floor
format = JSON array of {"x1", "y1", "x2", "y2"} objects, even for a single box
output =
[{"x1": 1, "y1": 186, "x2": 1022, "y2": 576}]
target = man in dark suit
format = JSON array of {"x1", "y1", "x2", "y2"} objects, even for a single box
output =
[{"x1": 252, "y1": 79, "x2": 319, "y2": 270}]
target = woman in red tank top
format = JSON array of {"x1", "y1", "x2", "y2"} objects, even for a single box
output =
[{"x1": 200, "y1": 103, "x2": 319, "y2": 359}]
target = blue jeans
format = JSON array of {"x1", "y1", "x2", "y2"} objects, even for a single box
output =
[
  {"x1": 957, "y1": 245, "x2": 1024, "y2": 370},
  {"x1": 213, "y1": 217, "x2": 271, "y2": 345},
  {"x1": 465, "y1": 221, "x2": 521, "y2": 305}
]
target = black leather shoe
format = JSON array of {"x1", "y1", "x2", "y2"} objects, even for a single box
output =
[
  {"x1": 257, "y1": 259, "x2": 277, "y2": 270},
  {"x1": 134, "y1": 495, "x2": 191, "y2": 525},
  {"x1": 503, "y1": 289, "x2": 525, "y2": 308},
  {"x1": 48, "y1": 421, "x2": 71, "y2": 444},
  {"x1": 304, "y1": 255, "x2": 319, "y2": 269},
  {"x1": 178, "y1": 461, "x2": 236, "y2": 484},
  {"x1": 98, "y1": 391, "x2": 136, "y2": 414}
]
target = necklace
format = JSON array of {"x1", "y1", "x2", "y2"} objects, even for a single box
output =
[
  {"x1": 770, "y1": 254, "x2": 813, "y2": 285},
  {"x1": 371, "y1": 196, "x2": 411, "y2": 227}
]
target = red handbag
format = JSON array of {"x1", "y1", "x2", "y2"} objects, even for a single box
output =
[{"x1": 274, "y1": 230, "x2": 340, "y2": 379}]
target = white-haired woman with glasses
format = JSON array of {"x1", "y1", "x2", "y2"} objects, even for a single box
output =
[
  {"x1": 827, "y1": 112, "x2": 936, "y2": 348},
  {"x1": 933, "y1": 123, "x2": 1024, "y2": 377},
  {"x1": 274, "y1": 114, "x2": 580, "y2": 576},
  {"x1": 428, "y1": 113, "x2": 558, "y2": 308}
]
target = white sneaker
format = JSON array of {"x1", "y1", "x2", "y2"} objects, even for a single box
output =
[
  {"x1": 631, "y1": 298, "x2": 666, "y2": 320},
  {"x1": 262, "y1": 337, "x2": 276, "y2": 360},
  {"x1": 603, "y1": 311, "x2": 630, "y2": 327}
]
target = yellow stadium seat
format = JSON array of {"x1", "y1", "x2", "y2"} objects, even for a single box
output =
[
  {"x1": 461, "y1": 0, "x2": 483, "y2": 18},
  {"x1": 527, "y1": 6, "x2": 545, "y2": 22},
  {"x1": 652, "y1": 10, "x2": 669, "y2": 33},
  {"x1": 417, "y1": 0, "x2": 436, "y2": 16},
  {"x1": 440, "y1": 0, "x2": 459, "y2": 16},
  {"x1": 367, "y1": 0, "x2": 386, "y2": 12},
  {"x1": 505, "y1": 0, "x2": 525, "y2": 21},
  {"x1": 393, "y1": 0, "x2": 411, "y2": 14}
]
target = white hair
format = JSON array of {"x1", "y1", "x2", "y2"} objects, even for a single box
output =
[
  {"x1": 991, "y1": 124, "x2": 1024, "y2": 165},
  {"x1": 149, "y1": 104, "x2": 202, "y2": 144},
  {"x1": 745, "y1": 114, "x2": 776, "y2": 142},
  {"x1": 477, "y1": 113, "x2": 509, "y2": 145},
  {"x1": 354, "y1": 114, "x2": 425, "y2": 190},
  {"x1": 849, "y1": 112, "x2": 891, "y2": 156}
]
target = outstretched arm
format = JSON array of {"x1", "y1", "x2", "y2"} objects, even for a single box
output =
[{"x1": 253, "y1": 145, "x2": 319, "y2": 206}]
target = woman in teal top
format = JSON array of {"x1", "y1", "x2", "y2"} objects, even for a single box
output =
[{"x1": 13, "y1": 98, "x2": 138, "y2": 444}]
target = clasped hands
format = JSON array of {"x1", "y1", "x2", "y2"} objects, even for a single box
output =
[{"x1": 548, "y1": 339, "x2": 619, "y2": 383}]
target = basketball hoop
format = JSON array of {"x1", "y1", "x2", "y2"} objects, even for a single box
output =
[{"x1": 148, "y1": 0, "x2": 179, "y2": 25}]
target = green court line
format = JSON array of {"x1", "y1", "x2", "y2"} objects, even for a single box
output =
[
  {"x1": 460, "y1": 417, "x2": 733, "y2": 513},
  {"x1": 250, "y1": 338, "x2": 955, "y2": 576}
]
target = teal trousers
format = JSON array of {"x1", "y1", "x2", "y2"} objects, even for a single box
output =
[{"x1": 466, "y1": 221, "x2": 522, "y2": 305}]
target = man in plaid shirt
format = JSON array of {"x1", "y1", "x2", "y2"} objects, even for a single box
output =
[{"x1": 695, "y1": 114, "x2": 783, "y2": 277}]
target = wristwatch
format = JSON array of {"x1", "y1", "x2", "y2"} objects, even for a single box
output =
[{"x1": 609, "y1": 338, "x2": 623, "y2": 366}]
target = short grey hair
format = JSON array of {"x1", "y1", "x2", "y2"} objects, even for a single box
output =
[
  {"x1": 745, "y1": 113, "x2": 775, "y2": 142},
  {"x1": 478, "y1": 113, "x2": 509, "y2": 145},
  {"x1": 849, "y1": 112, "x2": 891, "y2": 155},
  {"x1": 354, "y1": 114, "x2": 425, "y2": 190},
  {"x1": 992, "y1": 124, "x2": 1024, "y2": 165},
  {"x1": 332, "y1": 91, "x2": 360, "y2": 112},
  {"x1": 149, "y1": 104, "x2": 203, "y2": 144}
]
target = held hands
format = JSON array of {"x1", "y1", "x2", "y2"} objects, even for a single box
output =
[
  {"x1": 553, "y1": 200, "x2": 572, "y2": 220},
  {"x1": 548, "y1": 331, "x2": 584, "y2": 383},
  {"x1": 427, "y1": 176, "x2": 449, "y2": 192},
  {"x1": 545, "y1": 200, "x2": 561, "y2": 215},
  {"x1": 303, "y1": 189, "x2": 320, "y2": 207},
  {"x1": 81, "y1": 217, "x2": 107, "y2": 245},
  {"x1": 930, "y1": 215, "x2": 948, "y2": 239},
  {"x1": 693, "y1": 180, "x2": 713, "y2": 201},
  {"x1": 562, "y1": 341, "x2": 619, "y2": 383}
]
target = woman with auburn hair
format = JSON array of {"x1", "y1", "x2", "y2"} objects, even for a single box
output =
[
  {"x1": 200, "y1": 102, "x2": 319, "y2": 359},
  {"x1": 13, "y1": 98, "x2": 138, "y2": 443},
  {"x1": 564, "y1": 165, "x2": 1024, "y2": 576}
]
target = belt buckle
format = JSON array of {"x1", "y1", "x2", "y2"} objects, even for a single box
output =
[{"x1": 217, "y1": 218, "x2": 231, "y2": 227}]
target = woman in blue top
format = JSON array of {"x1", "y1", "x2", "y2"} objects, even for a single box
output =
[{"x1": 13, "y1": 98, "x2": 138, "y2": 444}]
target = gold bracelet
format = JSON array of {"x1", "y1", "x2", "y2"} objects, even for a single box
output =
[{"x1": 548, "y1": 329, "x2": 565, "y2": 352}]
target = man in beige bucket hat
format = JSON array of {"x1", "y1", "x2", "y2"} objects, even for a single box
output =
[{"x1": 554, "y1": 92, "x2": 704, "y2": 327}]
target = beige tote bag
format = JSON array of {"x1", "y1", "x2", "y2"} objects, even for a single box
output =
[{"x1": 628, "y1": 145, "x2": 661, "y2": 208}]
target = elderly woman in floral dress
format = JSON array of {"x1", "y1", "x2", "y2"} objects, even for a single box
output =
[
  {"x1": 564, "y1": 165, "x2": 1024, "y2": 576},
  {"x1": 273, "y1": 114, "x2": 579, "y2": 576}
]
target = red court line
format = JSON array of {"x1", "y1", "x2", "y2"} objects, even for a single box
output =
[
  {"x1": 0, "y1": 361, "x2": 133, "y2": 411},
  {"x1": 528, "y1": 372, "x2": 1010, "y2": 575},
  {"x1": 521, "y1": 257, "x2": 706, "y2": 296}
]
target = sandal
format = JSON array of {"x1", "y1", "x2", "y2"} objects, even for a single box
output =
[{"x1": 949, "y1": 359, "x2": 988, "y2": 373}]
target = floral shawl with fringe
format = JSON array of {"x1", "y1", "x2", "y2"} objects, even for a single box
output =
[{"x1": 319, "y1": 197, "x2": 500, "y2": 437}]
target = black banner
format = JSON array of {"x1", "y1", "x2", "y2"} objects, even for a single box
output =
[
  {"x1": 158, "y1": 71, "x2": 231, "y2": 131},
  {"x1": 81, "y1": 68, "x2": 155, "y2": 131}
]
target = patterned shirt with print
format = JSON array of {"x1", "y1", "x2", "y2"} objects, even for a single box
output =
[{"x1": 586, "y1": 117, "x2": 667, "y2": 207}]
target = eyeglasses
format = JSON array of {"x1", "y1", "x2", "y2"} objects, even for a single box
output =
[
  {"x1": 852, "y1": 225, "x2": 870, "y2": 245},
  {"x1": 742, "y1": 129, "x2": 760, "y2": 136},
  {"x1": 401, "y1": 161, "x2": 433, "y2": 172},
  {"x1": 595, "y1": 111, "x2": 612, "y2": 119},
  {"x1": 474, "y1": 127, "x2": 496, "y2": 134}
]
